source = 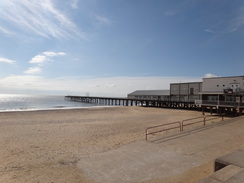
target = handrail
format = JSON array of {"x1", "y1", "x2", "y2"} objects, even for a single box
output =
[
  {"x1": 182, "y1": 116, "x2": 205, "y2": 131},
  {"x1": 205, "y1": 115, "x2": 224, "y2": 124},
  {"x1": 145, "y1": 115, "x2": 225, "y2": 140},
  {"x1": 181, "y1": 115, "x2": 224, "y2": 131},
  {"x1": 145, "y1": 121, "x2": 181, "y2": 141}
]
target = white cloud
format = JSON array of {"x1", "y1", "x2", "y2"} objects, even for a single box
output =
[
  {"x1": 0, "y1": 0, "x2": 85, "y2": 39},
  {"x1": 26, "y1": 51, "x2": 66, "y2": 74},
  {"x1": 28, "y1": 51, "x2": 66, "y2": 64},
  {"x1": 24, "y1": 67, "x2": 42, "y2": 74},
  {"x1": 204, "y1": 73, "x2": 218, "y2": 78},
  {"x1": 0, "y1": 57, "x2": 16, "y2": 64},
  {"x1": 43, "y1": 52, "x2": 66, "y2": 57},
  {"x1": 29, "y1": 55, "x2": 48, "y2": 64}
]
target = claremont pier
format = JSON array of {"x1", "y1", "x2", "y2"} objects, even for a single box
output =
[{"x1": 65, "y1": 95, "x2": 198, "y2": 109}]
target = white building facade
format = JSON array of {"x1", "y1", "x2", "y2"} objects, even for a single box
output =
[
  {"x1": 198, "y1": 76, "x2": 244, "y2": 109},
  {"x1": 202, "y1": 76, "x2": 244, "y2": 93}
]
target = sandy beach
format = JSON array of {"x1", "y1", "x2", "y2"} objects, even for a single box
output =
[
  {"x1": 0, "y1": 106, "x2": 208, "y2": 183},
  {"x1": 0, "y1": 107, "x2": 244, "y2": 183}
]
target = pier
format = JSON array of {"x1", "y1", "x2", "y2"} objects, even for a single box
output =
[
  {"x1": 65, "y1": 95, "x2": 198, "y2": 109},
  {"x1": 65, "y1": 95, "x2": 244, "y2": 116}
]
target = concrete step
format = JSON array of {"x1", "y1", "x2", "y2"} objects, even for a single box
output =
[{"x1": 198, "y1": 163, "x2": 244, "y2": 182}]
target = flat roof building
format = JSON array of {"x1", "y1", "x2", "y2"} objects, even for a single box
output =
[
  {"x1": 127, "y1": 90, "x2": 170, "y2": 100},
  {"x1": 170, "y1": 82, "x2": 202, "y2": 102}
]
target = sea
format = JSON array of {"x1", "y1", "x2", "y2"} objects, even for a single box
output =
[{"x1": 0, "y1": 94, "x2": 99, "y2": 112}]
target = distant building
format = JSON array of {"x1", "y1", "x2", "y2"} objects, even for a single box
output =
[
  {"x1": 127, "y1": 90, "x2": 170, "y2": 100},
  {"x1": 170, "y1": 82, "x2": 202, "y2": 102}
]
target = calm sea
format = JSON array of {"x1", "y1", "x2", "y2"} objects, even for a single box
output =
[{"x1": 0, "y1": 94, "x2": 99, "y2": 111}]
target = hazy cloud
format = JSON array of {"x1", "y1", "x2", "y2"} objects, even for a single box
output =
[
  {"x1": 71, "y1": 0, "x2": 79, "y2": 9},
  {"x1": 105, "y1": 84, "x2": 116, "y2": 88},
  {"x1": 89, "y1": 84, "x2": 100, "y2": 88},
  {"x1": 228, "y1": 8, "x2": 244, "y2": 33},
  {"x1": 0, "y1": 76, "x2": 201, "y2": 96},
  {"x1": 0, "y1": 57, "x2": 16, "y2": 64},
  {"x1": 24, "y1": 67, "x2": 42, "y2": 74},
  {"x1": 0, "y1": 26, "x2": 14, "y2": 35},
  {"x1": 95, "y1": 15, "x2": 112, "y2": 26},
  {"x1": 0, "y1": 0, "x2": 85, "y2": 39},
  {"x1": 204, "y1": 29, "x2": 218, "y2": 34}
]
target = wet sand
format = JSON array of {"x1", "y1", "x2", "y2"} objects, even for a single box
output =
[{"x1": 0, "y1": 106, "x2": 209, "y2": 182}]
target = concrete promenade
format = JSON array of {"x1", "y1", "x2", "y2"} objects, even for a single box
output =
[{"x1": 78, "y1": 116, "x2": 244, "y2": 183}]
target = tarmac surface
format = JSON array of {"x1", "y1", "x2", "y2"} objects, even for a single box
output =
[{"x1": 78, "y1": 116, "x2": 244, "y2": 183}]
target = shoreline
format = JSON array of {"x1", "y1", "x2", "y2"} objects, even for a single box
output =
[{"x1": 0, "y1": 104, "x2": 116, "y2": 113}]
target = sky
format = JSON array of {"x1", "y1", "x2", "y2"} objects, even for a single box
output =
[{"x1": 0, "y1": 0, "x2": 244, "y2": 97}]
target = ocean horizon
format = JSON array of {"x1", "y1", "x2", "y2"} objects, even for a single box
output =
[{"x1": 0, "y1": 94, "x2": 100, "y2": 112}]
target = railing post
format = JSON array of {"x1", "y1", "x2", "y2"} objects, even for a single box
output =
[
  {"x1": 182, "y1": 121, "x2": 184, "y2": 131},
  {"x1": 145, "y1": 129, "x2": 148, "y2": 141},
  {"x1": 203, "y1": 115, "x2": 206, "y2": 125}
]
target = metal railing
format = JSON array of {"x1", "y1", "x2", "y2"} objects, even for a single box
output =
[
  {"x1": 195, "y1": 100, "x2": 244, "y2": 107},
  {"x1": 182, "y1": 116, "x2": 205, "y2": 131},
  {"x1": 145, "y1": 121, "x2": 181, "y2": 141},
  {"x1": 205, "y1": 115, "x2": 224, "y2": 124},
  {"x1": 145, "y1": 115, "x2": 224, "y2": 140}
]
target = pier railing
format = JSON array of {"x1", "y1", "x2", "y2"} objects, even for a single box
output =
[{"x1": 195, "y1": 100, "x2": 244, "y2": 107}]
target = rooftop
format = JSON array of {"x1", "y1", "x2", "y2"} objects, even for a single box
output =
[{"x1": 128, "y1": 90, "x2": 170, "y2": 96}]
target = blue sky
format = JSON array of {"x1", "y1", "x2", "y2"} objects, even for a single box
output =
[{"x1": 0, "y1": 0, "x2": 244, "y2": 97}]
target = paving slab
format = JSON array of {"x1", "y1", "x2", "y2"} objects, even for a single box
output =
[{"x1": 78, "y1": 141, "x2": 202, "y2": 183}]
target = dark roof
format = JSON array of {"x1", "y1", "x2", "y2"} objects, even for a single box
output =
[
  {"x1": 128, "y1": 90, "x2": 170, "y2": 96},
  {"x1": 170, "y1": 81, "x2": 202, "y2": 85}
]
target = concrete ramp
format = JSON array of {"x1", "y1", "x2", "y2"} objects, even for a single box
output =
[{"x1": 78, "y1": 141, "x2": 201, "y2": 183}]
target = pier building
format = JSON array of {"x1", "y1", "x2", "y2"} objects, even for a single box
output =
[
  {"x1": 170, "y1": 82, "x2": 202, "y2": 102},
  {"x1": 196, "y1": 76, "x2": 244, "y2": 115},
  {"x1": 127, "y1": 90, "x2": 170, "y2": 100}
]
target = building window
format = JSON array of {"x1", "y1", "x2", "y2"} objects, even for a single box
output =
[{"x1": 223, "y1": 85, "x2": 225, "y2": 87}]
